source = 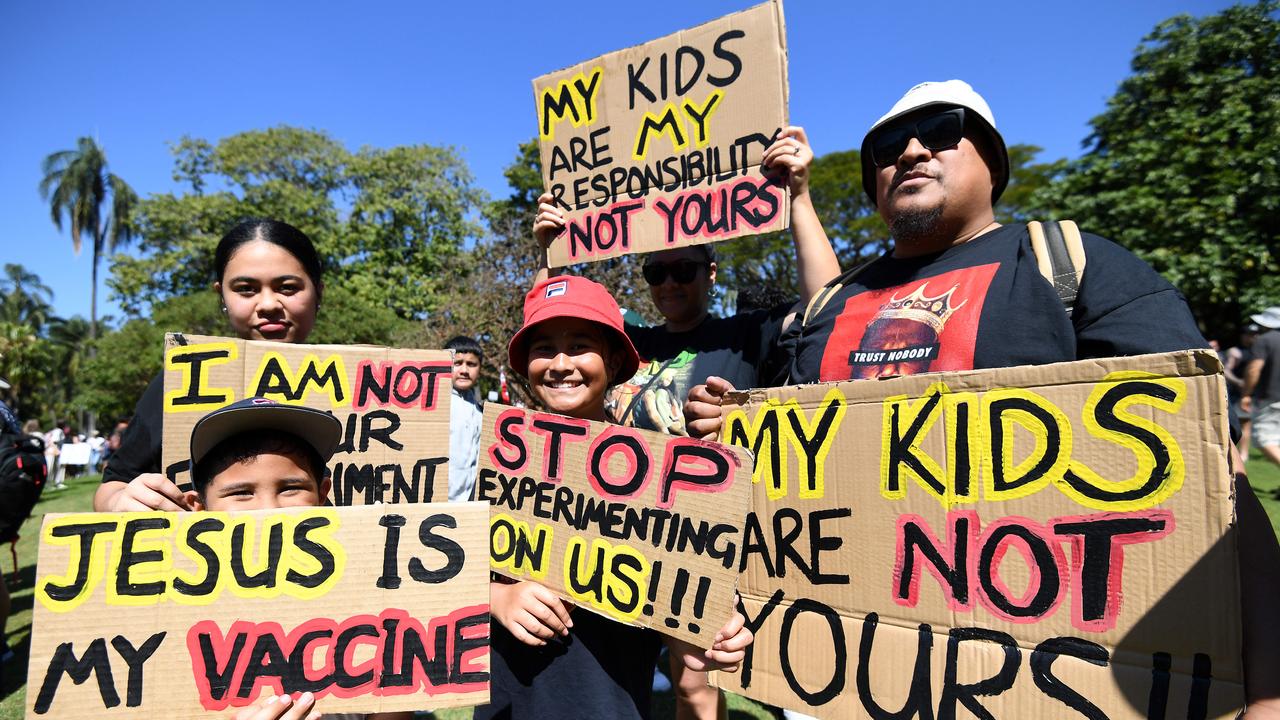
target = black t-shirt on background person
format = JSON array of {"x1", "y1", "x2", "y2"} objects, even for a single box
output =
[
  {"x1": 475, "y1": 610, "x2": 663, "y2": 720},
  {"x1": 612, "y1": 306, "x2": 792, "y2": 434},
  {"x1": 101, "y1": 372, "x2": 164, "y2": 484},
  {"x1": 1250, "y1": 329, "x2": 1280, "y2": 405},
  {"x1": 781, "y1": 224, "x2": 1209, "y2": 385}
]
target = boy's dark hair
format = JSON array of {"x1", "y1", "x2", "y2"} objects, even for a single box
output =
[
  {"x1": 192, "y1": 429, "x2": 327, "y2": 497},
  {"x1": 446, "y1": 335, "x2": 483, "y2": 360}
]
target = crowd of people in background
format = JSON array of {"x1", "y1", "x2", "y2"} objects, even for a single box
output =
[{"x1": 1, "y1": 78, "x2": 1279, "y2": 719}]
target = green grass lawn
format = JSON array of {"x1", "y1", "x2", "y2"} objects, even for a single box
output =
[{"x1": 5, "y1": 459, "x2": 1279, "y2": 720}]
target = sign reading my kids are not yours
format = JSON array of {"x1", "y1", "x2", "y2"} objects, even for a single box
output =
[
  {"x1": 712, "y1": 351, "x2": 1246, "y2": 720},
  {"x1": 476, "y1": 404, "x2": 754, "y2": 646},
  {"x1": 161, "y1": 333, "x2": 452, "y2": 505},
  {"x1": 26, "y1": 503, "x2": 490, "y2": 719},
  {"x1": 533, "y1": 0, "x2": 790, "y2": 266}
]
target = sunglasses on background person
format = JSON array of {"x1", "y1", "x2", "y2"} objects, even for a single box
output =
[
  {"x1": 642, "y1": 260, "x2": 708, "y2": 286},
  {"x1": 869, "y1": 107, "x2": 967, "y2": 168}
]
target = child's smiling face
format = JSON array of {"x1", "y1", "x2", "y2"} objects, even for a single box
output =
[
  {"x1": 525, "y1": 317, "x2": 621, "y2": 420},
  {"x1": 193, "y1": 451, "x2": 330, "y2": 511}
]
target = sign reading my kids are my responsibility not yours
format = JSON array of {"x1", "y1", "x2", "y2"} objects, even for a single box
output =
[
  {"x1": 161, "y1": 333, "x2": 452, "y2": 505},
  {"x1": 26, "y1": 503, "x2": 490, "y2": 719},
  {"x1": 476, "y1": 403, "x2": 754, "y2": 646},
  {"x1": 534, "y1": 0, "x2": 790, "y2": 267}
]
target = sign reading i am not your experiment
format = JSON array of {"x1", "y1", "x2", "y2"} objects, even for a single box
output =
[
  {"x1": 533, "y1": 0, "x2": 789, "y2": 266},
  {"x1": 476, "y1": 404, "x2": 754, "y2": 646},
  {"x1": 161, "y1": 333, "x2": 451, "y2": 505}
]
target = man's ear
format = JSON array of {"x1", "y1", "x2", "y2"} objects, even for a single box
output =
[
  {"x1": 707, "y1": 261, "x2": 718, "y2": 285},
  {"x1": 319, "y1": 476, "x2": 332, "y2": 504},
  {"x1": 186, "y1": 490, "x2": 205, "y2": 511}
]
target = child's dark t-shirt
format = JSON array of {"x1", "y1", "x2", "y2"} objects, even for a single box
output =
[{"x1": 474, "y1": 609, "x2": 663, "y2": 720}]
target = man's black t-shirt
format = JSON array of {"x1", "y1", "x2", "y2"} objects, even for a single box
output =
[
  {"x1": 1250, "y1": 329, "x2": 1280, "y2": 405},
  {"x1": 613, "y1": 307, "x2": 790, "y2": 434},
  {"x1": 102, "y1": 372, "x2": 164, "y2": 484},
  {"x1": 783, "y1": 224, "x2": 1207, "y2": 384},
  {"x1": 475, "y1": 609, "x2": 663, "y2": 720}
]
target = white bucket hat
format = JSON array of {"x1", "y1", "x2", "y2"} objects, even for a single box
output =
[
  {"x1": 1252, "y1": 306, "x2": 1280, "y2": 330},
  {"x1": 860, "y1": 80, "x2": 1010, "y2": 207}
]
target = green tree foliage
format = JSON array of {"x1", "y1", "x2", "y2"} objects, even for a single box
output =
[
  {"x1": 1033, "y1": 1, "x2": 1280, "y2": 334},
  {"x1": 39, "y1": 137, "x2": 137, "y2": 345},
  {"x1": 109, "y1": 126, "x2": 485, "y2": 321},
  {"x1": 0, "y1": 263, "x2": 55, "y2": 329}
]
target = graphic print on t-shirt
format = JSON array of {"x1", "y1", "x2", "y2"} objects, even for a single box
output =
[
  {"x1": 818, "y1": 263, "x2": 1000, "y2": 381},
  {"x1": 609, "y1": 349, "x2": 698, "y2": 434}
]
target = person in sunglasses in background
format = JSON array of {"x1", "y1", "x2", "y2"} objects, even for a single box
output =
[
  {"x1": 531, "y1": 126, "x2": 838, "y2": 720},
  {"x1": 684, "y1": 80, "x2": 1280, "y2": 717}
]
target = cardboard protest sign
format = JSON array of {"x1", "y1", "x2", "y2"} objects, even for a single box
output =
[
  {"x1": 476, "y1": 404, "x2": 753, "y2": 645},
  {"x1": 713, "y1": 351, "x2": 1243, "y2": 719},
  {"x1": 162, "y1": 333, "x2": 451, "y2": 505},
  {"x1": 533, "y1": 0, "x2": 789, "y2": 267},
  {"x1": 26, "y1": 502, "x2": 489, "y2": 718}
]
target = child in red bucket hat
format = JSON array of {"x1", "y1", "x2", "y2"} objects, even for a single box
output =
[{"x1": 476, "y1": 275, "x2": 753, "y2": 720}]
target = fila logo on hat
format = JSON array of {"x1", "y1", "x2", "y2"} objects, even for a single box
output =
[{"x1": 545, "y1": 280, "x2": 568, "y2": 298}]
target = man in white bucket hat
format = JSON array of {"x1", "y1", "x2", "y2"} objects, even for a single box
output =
[
  {"x1": 687, "y1": 80, "x2": 1280, "y2": 716},
  {"x1": 1243, "y1": 306, "x2": 1280, "y2": 468}
]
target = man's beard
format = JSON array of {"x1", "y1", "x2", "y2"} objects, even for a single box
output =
[{"x1": 889, "y1": 203, "x2": 945, "y2": 245}]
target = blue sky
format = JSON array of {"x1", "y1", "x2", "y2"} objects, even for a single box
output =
[{"x1": 1, "y1": 0, "x2": 1233, "y2": 324}]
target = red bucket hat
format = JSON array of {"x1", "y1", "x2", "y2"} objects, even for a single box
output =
[{"x1": 508, "y1": 275, "x2": 640, "y2": 383}]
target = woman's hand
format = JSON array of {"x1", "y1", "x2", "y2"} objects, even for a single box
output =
[
  {"x1": 534, "y1": 191, "x2": 567, "y2": 250},
  {"x1": 491, "y1": 580, "x2": 575, "y2": 647},
  {"x1": 762, "y1": 126, "x2": 815, "y2": 197}
]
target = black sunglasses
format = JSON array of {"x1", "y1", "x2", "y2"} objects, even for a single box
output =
[
  {"x1": 869, "y1": 108, "x2": 966, "y2": 168},
  {"x1": 643, "y1": 260, "x2": 707, "y2": 286}
]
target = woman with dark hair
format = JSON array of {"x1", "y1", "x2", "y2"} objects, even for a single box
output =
[{"x1": 93, "y1": 219, "x2": 325, "y2": 512}]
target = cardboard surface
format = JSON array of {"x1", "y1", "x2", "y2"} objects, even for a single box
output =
[
  {"x1": 533, "y1": 0, "x2": 790, "y2": 266},
  {"x1": 476, "y1": 404, "x2": 753, "y2": 645},
  {"x1": 161, "y1": 333, "x2": 451, "y2": 504},
  {"x1": 713, "y1": 351, "x2": 1243, "y2": 719},
  {"x1": 25, "y1": 502, "x2": 490, "y2": 718}
]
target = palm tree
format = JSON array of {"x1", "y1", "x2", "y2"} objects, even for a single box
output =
[
  {"x1": 39, "y1": 137, "x2": 137, "y2": 434},
  {"x1": 0, "y1": 263, "x2": 55, "y2": 329},
  {"x1": 38, "y1": 137, "x2": 137, "y2": 348}
]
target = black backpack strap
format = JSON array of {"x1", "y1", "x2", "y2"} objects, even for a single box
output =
[{"x1": 1027, "y1": 220, "x2": 1086, "y2": 312}]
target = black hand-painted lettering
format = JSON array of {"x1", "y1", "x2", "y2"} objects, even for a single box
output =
[
  {"x1": 988, "y1": 397, "x2": 1061, "y2": 493},
  {"x1": 660, "y1": 443, "x2": 730, "y2": 507},
  {"x1": 115, "y1": 517, "x2": 170, "y2": 597},
  {"x1": 1060, "y1": 381, "x2": 1177, "y2": 502},
  {"x1": 111, "y1": 632, "x2": 165, "y2": 707},
  {"x1": 286, "y1": 516, "x2": 336, "y2": 588},
  {"x1": 34, "y1": 638, "x2": 119, "y2": 713},
  {"x1": 1052, "y1": 516, "x2": 1167, "y2": 622},
  {"x1": 451, "y1": 611, "x2": 490, "y2": 685},
  {"x1": 332, "y1": 624, "x2": 380, "y2": 689},
  {"x1": 978, "y1": 524, "x2": 1059, "y2": 618},
  {"x1": 229, "y1": 522, "x2": 283, "y2": 589},
  {"x1": 856, "y1": 613, "x2": 936, "y2": 720},
  {"x1": 887, "y1": 391, "x2": 945, "y2": 495},
  {"x1": 377, "y1": 514, "x2": 407, "y2": 589},
  {"x1": 807, "y1": 508, "x2": 851, "y2": 585},
  {"x1": 235, "y1": 633, "x2": 289, "y2": 698},
  {"x1": 44, "y1": 521, "x2": 117, "y2": 602},
  {"x1": 195, "y1": 630, "x2": 247, "y2": 703},
  {"x1": 939, "y1": 627, "x2": 1020, "y2": 720},
  {"x1": 410, "y1": 514, "x2": 466, "y2": 584},
  {"x1": 1030, "y1": 636, "x2": 1108, "y2": 720},
  {"x1": 589, "y1": 434, "x2": 650, "y2": 496},
  {"x1": 174, "y1": 517, "x2": 224, "y2": 596},
  {"x1": 737, "y1": 589, "x2": 783, "y2": 688},
  {"x1": 779, "y1": 598, "x2": 845, "y2": 705},
  {"x1": 897, "y1": 515, "x2": 970, "y2": 605},
  {"x1": 707, "y1": 30, "x2": 745, "y2": 87},
  {"x1": 168, "y1": 349, "x2": 232, "y2": 406},
  {"x1": 531, "y1": 417, "x2": 589, "y2": 480},
  {"x1": 493, "y1": 414, "x2": 528, "y2": 471}
]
